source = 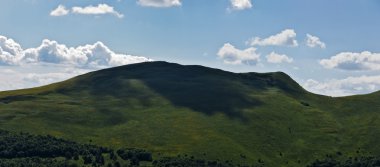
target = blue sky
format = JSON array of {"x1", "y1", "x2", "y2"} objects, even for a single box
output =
[{"x1": 1, "y1": 0, "x2": 380, "y2": 96}]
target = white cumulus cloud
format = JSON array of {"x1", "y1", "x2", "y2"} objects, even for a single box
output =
[
  {"x1": 0, "y1": 35, "x2": 151, "y2": 68},
  {"x1": 137, "y1": 0, "x2": 182, "y2": 8},
  {"x1": 247, "y1": 29, "x2": 298, "y2": 47},
  {"x1": 320, "y1": 51, "x2": 380, "y2": 71},
  {"x1": 50, "y1": 4, "x2": 123, "y2": 18},
  {"x1": 0, "y1": 36, "x2": 23, "y2": 65},
  {"x1": 24, "y1": 40, "x2": 151, "y2": 68},
  {"x1": 229, "y1": 0, "x2": 252, "y2": 11},
  {"x1": 50, "y1": 5, "x2": 69, "y2": 16},
  {"x1": 306, "y1": 34, "x2": 326, "y2": 49},
  {"x1": 72, "y1": 4, "x2": 124, "y2": 18},
  {"x1": 217, "y1": 43, "x2": 260, "y2": 65},
  {"x1": 0, "y1": 35, "x2": 152, "y2": 91},
  {"x1": 266, "y1": 52, "x2": 293, "y2": 64},
  {"x1": 303, "y1": 75, "x2": 380, "y2": 96}
]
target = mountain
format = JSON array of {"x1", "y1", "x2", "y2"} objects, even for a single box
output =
[{"x1": 0, "y1": 61, "x2": 379, "y2": 166}]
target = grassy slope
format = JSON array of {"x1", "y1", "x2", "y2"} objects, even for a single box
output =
[{"x1": 0, "y1": 61, "x2": 379, "y2": 166}]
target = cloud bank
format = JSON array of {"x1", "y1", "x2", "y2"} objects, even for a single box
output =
[
  {"x1": 0, "y1": 65, "x2": 91, "y2": 91},
  {"x1": 0, "y1": 35, "x2": 151, "y2": 68},
  {"x1": 320, "y1": 51, "x2": 380, "y2": 71},
  {"x1": 0, "y1": 35, "x2": 152, "y2": 91},
  {"x1": 304, "y1": 75, "x2": 380, "y2": 96}
]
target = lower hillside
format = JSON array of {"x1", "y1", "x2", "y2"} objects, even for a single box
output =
[
  {"x1": 2, "y1": 129, "x2": 379, "y2": 167},
  {"x1": 0, "y1": 62, "x2": 379, "y2": 166}
]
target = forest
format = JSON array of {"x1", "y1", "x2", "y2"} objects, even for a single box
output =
[
  {"x1": 307, "y1": 154, "x2": 380, "y2": 167},
  {"x1": 0, "y1": 129, "x2": 253, "y2": 167}
]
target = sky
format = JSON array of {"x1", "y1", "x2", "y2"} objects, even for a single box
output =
[{"x1": 1, "y1": 0, "x2": 380, "y2": 96}]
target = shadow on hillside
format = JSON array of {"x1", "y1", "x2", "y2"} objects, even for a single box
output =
[
  {"x1": 79, "y1": 62, "x2": 264, "y2": 120},
  {"x1": 143, "y1": 79, "x2": 262, "y2": 120}
]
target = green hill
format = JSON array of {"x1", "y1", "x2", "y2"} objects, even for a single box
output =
[{"x1": 0, "y1": 61, "x2": 379, "y2": 166}]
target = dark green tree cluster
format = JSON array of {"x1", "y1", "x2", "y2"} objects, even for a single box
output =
[
  {"x1": 116, "y1": 148, "x2": 152, "y2": 166},
  {"x1": 0, "y1": 130, "x2": 110, "y2": 159},
  {"x1": 152, "y1": 155, "x2": 259, "y2": 167},
  {"x1": 308, "y1": 156, "x2": 380, "y2": 167},
  {"x1": 153, "y1": 156, "x2": 228, "y2": 167},
  {"x1": 0, "y1": 129, "x2": 110, "y2": 166},
  {"x1": 0, "y1": 157, "x2": 70, "y2": 167}
]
